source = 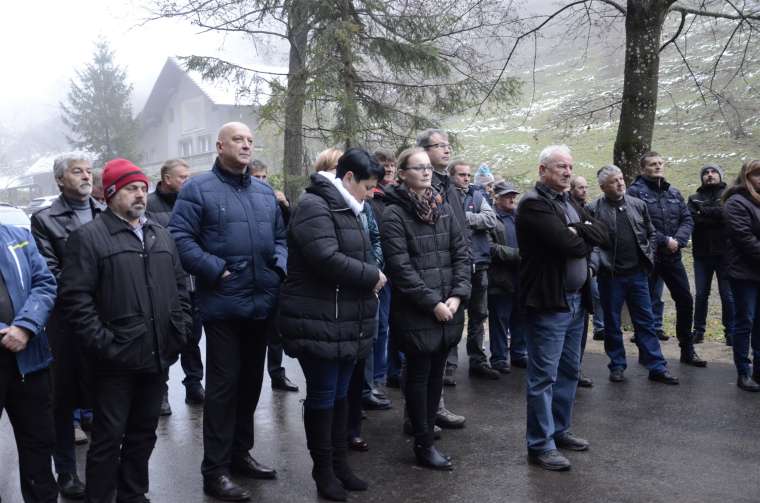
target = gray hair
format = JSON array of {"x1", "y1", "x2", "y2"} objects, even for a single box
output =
[
  {"x1": 53, "y1": 151, "x2": 92, "y2": 180},
  {"x1": 538, "y1": 144, "x2": 572, "y2": 166},
  {"x1": 415, "y1": 128, "x2": 448, "y2": 148},
  {"x1": 597, "y1": 164, "x2": 623, "y2": 186}
]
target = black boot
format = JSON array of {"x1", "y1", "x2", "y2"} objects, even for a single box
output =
[
  {"x1": 331, "y1": 398, "x2": 368, "y2": 491},
  {"x1": 680, "y1": 345, "x2": 707, "y2": 367},
  {"x1": 413, "y1": 443, "x2": 453, "y2": 471},
  {"x1": 304, "y1": 407, "x2": 346, "y2": 501}
]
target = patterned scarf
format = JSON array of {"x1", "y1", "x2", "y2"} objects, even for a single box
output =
[{"x1": 399, "y1": 183, "x2": 443, "y2": 224}]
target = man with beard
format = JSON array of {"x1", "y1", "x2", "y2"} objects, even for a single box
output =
[
  {"x1": 147, "y1": 159, "x2": 206, "y2": 412},
  {"x1": 31, "y1": 152, "x2": 104, "y2": 499},
  {"x1": 170, "y1": 122, "x2": 287, "y2": 501},
  {"x1": 60, "y1": 159, "x2": 191, "y2": 503},
  {"x1": 687, "y1": 164, "x2": 735, "y2": 345}
]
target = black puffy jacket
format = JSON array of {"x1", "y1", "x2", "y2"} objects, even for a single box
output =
[
  {"x1": 59, "y1": 209, "x2": 192, "y2": 374},
  {"x1": 146, "y1": 183, "x2": 177, "y2": 228},
  {"x1": 724, "y1": 187, "x2": 760, "y2": 283},
  {"x1": 380, "y1": 185, "x2": 471, "y2": 355},
  {"x1": 688, "y1": 183, "x2": 728, "y2": 257},
  {"x1": 279, "y1": 173, "x2": 380, "y2": 361}
]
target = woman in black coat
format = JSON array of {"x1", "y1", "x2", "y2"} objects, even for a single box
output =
[
  {"x1": 380, "y1": 147, "x2": 471, "y2": 470},
  {"x1": 279, "y1": 149, "x2": 386, "y2": 501},
  {"x1": 723, "y1": 159, "x2": 760, "y2": 392}
]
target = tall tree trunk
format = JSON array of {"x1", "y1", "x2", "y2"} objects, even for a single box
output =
[
  {"x1": 613, "y1": 1, "x2": 668, "y2": 183},
  {"x1": 283, "y1": 0, "x2": 310, "y2": 205},
  {"x1": 335, "y1": 0, "x2": 360, "y2": 149}
]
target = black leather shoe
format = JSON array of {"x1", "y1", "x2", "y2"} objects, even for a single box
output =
[
  {"x1": 577, "y1": 374, "x2": 593, "y2": 388},
  {"x1": 348, "y1": 436, "x2": 369, "y2": 452},
  {"x1": 656, "y1": 330, "x2": 669, "y2": 341},
  {"x1": 527, "y1": 449, "x2": 571, "y2": 471},
  {"x1": 414, "y1": 444, "x2": 453, "y2": 471},
  {"x1": 737, "y1": 375, "x2": 760, "y2": 392},
  {"x1": 58, "y1": 472, "x2": 85, "y2": 500},
  {"x1": 435, "y1": 406, "x2": 465, "y2": 429},
  {"x1": 469, "y1": 364, "x2": 500, "y2": 380},
  {"x1": 692, "y1": 331, "x2": 704, "y2": 344},
  {"x1": 511, "y1": 358, "x2": 527, "y2": 369},
  {"x1": 555, "y1": 432, "x2": 589, "y2": 451},
  {"x1": 493, "y1": 363, "x2": 511, "y2": 374},
  {"x1": 592, "y1": 329, "x2": 605, "y2": 341},
  {"x1": 362, "y1": 394, "x2": 391, "y2": 410},
  {"x1": 203, "y1": 474, "x2": 251, "y2": 501},
  {"x1": 649, "y1": 371, "x2": 679, "y2": 385},
  {"x1": 231, "y1": 454, "x2": 277, "y2": 479},
  {"x1": 680, "y1": 348, "x2": 707, "y2": 367},
  {"x1": 159, "y1": 392, "x2": 172, "y2": 416},
  {"x1": 185, "y1": 385, "x2": 205, "y2": 405},
  {"x1": 609, "y1": 368, "x2": 625, "y2": 383},
  {"x1": 630, "y1": 335, "x2": 637, "y2": 343},
  {"x1": 271, "y1": 375, "x2": 299, "y2": 392}
]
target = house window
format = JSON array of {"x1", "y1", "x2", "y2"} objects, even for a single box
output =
[
  {"x1": 197, "y1": 135, "x2": 212, "y2": 153},
  {"x1": 181, "y1": 98, "x2": 203, "y2": 133},
  {"x1": 178, "y1": 139, "x2": 193, "y2": 157}
]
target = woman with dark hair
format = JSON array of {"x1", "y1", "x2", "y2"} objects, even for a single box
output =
[
  {"x1": 381, "y1": 146, "x2": 470, "y2": 470},
  {"x1": 279, "y1": 148, "x2": 386, "y2": 501},
  {"x1": 724, "y1": 160, "x2": 760, "y2": 392}
]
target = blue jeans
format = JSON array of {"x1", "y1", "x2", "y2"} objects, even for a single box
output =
[
  {"x1": 693, "y1": 256, "x2": 735, "y2": 339},
  {"x1": 526, "y1": 292, "x2": 585, "y2": 453},
  {"x1": 298, "y1": 357, "x2": 355, "y2": 410},
  {"x1": 729, "y1": 279, "x2": 760, "y2": 377},
  {"x1": 488, "y1": 292, "x2": 527, "y2": 367},
  {"x1": 598, "y1": 270, "x2": 668, "y2": 375},
  {"x1": 373, "y1": 283, "x2": 391, "y2": 383},
  {"x1": 590, "y1": 276, "x2": 605, "y2": 333}
]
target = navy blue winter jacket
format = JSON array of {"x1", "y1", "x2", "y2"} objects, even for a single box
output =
[
  {"x1": 0, "y1": 224, "x2": 57, "y2": 376},
  {"x1": 627, "y1": 176, "x2": 693, "y2": 262},
  {"x1": 169, "y1": 159, "x2": 287, "y2": 321}
]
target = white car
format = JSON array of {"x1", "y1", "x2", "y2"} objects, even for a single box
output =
[
  {"x1": 25, "y1": 195, "x2": 59, "y2": 215},
  {"x1": 0, "y1": 204, "x2": 31, "y2": 230}
]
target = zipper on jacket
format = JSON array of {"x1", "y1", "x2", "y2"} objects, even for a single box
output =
[{"x1": 335, "y1": 285, "x2": 340, "y2": 319}]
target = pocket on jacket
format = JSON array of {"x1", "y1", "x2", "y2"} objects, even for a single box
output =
[{"x1": 103, "y1": 316, "x2": 147, "y2": 368}]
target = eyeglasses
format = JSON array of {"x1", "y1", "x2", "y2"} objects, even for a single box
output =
[
  {"x1": 403, "y1": 164, "x2": 433, "y2": 172},
  {"x1": 424, "y1": 143, "x2": 451, "y2": 150}
]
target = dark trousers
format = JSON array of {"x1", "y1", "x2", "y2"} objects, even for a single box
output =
[
  {"x1": 347, "y1": 358, "x2": 366, "y2": 438},
  {"x1": 694, "y1": 255, "x2": 736, "y2": 339},
  {"x1": 180, "y1": 292, "x2": 204, "y2": 387},
  {"x1": 201, "y1": 319, "x2": 268, "y2": 478},
  {"x1": 599, "y1": 270, "x2": 668, "y2": 375},
  {"x1": 729, "y1": 279, "x2": 760, "y2": 377},
  {"x1": 648, "y1": 259, "x2": 694, "y2": 346},
  {"x1": 266, "y1": 321, "x2": 286, "y2": 380},
  {"x1": 447, "y1": 267, "x2": 489, "y2": 369},
  {"x1": 85, "y1": 371, "x2": 164, "y2": 503},
  {"x1": 406, "y1": 349, "x2": 447, "y2": 447},
  {"x1": 0, "y1": 350, "x2": 57, "y2": 503},
  {"x1": 298, "y1": 356, "x2": 355, "y2": 410}
]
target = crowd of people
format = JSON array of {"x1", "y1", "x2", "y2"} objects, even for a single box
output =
[{"x1": 0, "y1": 120, "x2": 759, "y2": 502}]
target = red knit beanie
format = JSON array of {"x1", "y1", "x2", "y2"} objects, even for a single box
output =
[{"x1": 102, "y1": 159, "x2": 149, "y2": 202}]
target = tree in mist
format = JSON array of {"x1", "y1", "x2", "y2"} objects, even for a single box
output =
[
  {"x1": 152, "y1": 0, "x2": 523, "y2": 202},
  {"x1": 495, "y1": 0, "x2": 760, "y2": 181},
  {"x1": 60, "y1": 40, "x2": 139, "y2": 165}
]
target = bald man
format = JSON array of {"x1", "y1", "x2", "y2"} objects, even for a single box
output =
[{"x1": 170, "y1": 122, "x2": 288, "y2": 501}]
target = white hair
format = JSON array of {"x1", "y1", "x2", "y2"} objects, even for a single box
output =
[
  {"x1": 53, "y1": 151, "x2": 92, "y2": 180},
  {"x1": 597, "y1": 164, "x2": 623, "y2": 186},
  {"x1": 538, "y1": 144, "x2": 572, "y2": 166}
]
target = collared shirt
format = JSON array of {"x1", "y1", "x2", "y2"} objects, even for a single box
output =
[{"x1": 114, "y1": 213, "x2": 148, "y2": 243}]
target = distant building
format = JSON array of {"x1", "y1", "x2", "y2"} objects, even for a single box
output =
[
  {"x1": 0, "y1": 156, "x2": 59, "y2": 207},
  {"x1": 137, "y1": 57, "x2": 281, "y2": 176}
]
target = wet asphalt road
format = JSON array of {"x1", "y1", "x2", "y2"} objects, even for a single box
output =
[{"x1": 2, "y1": 338, "x2": 760, "y2": 503}]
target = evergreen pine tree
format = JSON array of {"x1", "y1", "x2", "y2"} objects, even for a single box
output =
[{"x1": 61, "y1": 40, "x2": 139, "y2": 165}]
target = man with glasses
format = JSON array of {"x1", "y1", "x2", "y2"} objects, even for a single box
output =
[
  {"x1": 415, "y1": 129, "x2": 468, "y2": 429},
  {"x1": 517, "y1": 145, "x2": 607, "y2": 471}
]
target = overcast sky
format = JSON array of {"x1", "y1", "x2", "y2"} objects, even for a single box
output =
[{"x1": 0, "y1": 0, "x2": 287, "y2": 128}]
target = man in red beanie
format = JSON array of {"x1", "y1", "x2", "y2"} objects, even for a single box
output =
[{"x1": 59, "y1": 158, "x2": 192, "y2": 503}]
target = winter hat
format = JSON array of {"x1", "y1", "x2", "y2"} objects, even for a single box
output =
[
  {"x1": 493, "y1": 181, "x2": 521, "y2": 198},
  {"x1": 102, "y1": 158, "x2": 149, "y2": 202},
  {"x1": 474, "y1": 164, "x2": 495, "y2": 186},
  {"x1": 700, "y1": 163, "x2": 724, "y2": 182}
]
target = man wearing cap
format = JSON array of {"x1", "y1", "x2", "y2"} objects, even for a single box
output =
[
  {"x1": 487, "y1": 181, "x2": 527, "y2": 373},
  {"x1": 170, "y1": 122, "x2": 287, "y2": 501},
  {"x1": 687, "y1": 164, "x2": 735, "y2": 345},
  {"x1": 31, "y1": 151, "x2": 104, "y2": 499},
  {"x1": 60, "y1": 158, "x2": 191, "y2": 503}
]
